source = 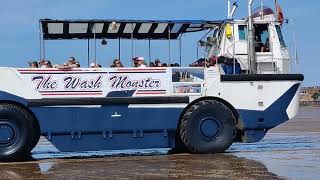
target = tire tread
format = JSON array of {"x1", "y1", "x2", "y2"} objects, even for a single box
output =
[{"x1": 179, "y1": 100, "x2": 235, "y2": 153}]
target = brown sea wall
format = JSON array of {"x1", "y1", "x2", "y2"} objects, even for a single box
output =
[{"x1": 300, "y1": 101, "x2": 320, "y2": 106}]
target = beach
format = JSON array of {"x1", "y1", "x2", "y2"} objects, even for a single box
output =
[{"x1": 0, "y1": 106, "x2": 319, "y2": 179}]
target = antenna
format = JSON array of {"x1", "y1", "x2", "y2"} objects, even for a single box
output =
[{"x1": 230, "y1": 2, "x2": 239, "y2": 19}]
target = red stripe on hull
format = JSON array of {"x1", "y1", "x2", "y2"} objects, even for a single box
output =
[
  {"x1": 136, "y1": 92, "x2": 166, "y2": 95},
  {"x1": 41, "y1": 92, "x2": 102, "y2": 96}
]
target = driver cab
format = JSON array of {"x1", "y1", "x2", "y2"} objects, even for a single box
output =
[{"x1": 214, "y1": 6, "x2": 290, "y2": 74}]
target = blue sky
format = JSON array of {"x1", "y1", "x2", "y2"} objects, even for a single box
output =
[{"x1": 0, "y1": 0, "x2": 319, "y2": 86}]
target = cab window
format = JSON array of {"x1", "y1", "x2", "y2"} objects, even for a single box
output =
[
  {"x1": 238, "y1": 25, "x2": 247, "y2": 40},
  {"x1": 254, "y1": 24, "x2": 270, "y2": 52},
  {"x1": 276, "y1": 25, "x2": 286, "y2": 48}
]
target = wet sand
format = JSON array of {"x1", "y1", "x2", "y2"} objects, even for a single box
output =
[{"x1": 0, "y1": 106, "x2": 319, "y2": 179}]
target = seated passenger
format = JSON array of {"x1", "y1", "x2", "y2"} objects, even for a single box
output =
[
  {"x1": 42, "y1": 60, "x2": 52, "y2": 68},
  {"x1": 68, "y1": 57, "x2": 76, "y2": 63},
  {"x1": 55, "y1": 57, "x2": 79, "y2": 68},
  {"x1": 90, "y1": 62, "x2": 101, "y2": 68},
  {"x1": 155, "y1": 59, "x2": 162, "y2": 67},
  {"x1": 75, "y1": 61, "x2": 80, "y2": 68},
  {"x1": 173, "y1": 63, "x2": 180, "y2": 67},
  {"x1": 261, "y1": 38, "x2": 270, "y2": 52},
  {"x1": 112, "y1": 59, "x2": 124, "y2": 68},
  {"x1": 66, "y1": 57, "x2": 78, "y2": 68},
  {"x1": 38, "y1": 59, "x2": 45, "y2": 67},
  {"x1": 133, "y1": 57, "x2": 147, "y2": 68},
  {"x1": 209, "y1": 56, "x2": 218, "y2": 66},
  {"x1": 28, "y1": 61, "x2": 39, "y2": 68}
]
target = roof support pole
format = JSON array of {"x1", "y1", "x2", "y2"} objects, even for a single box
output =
[
  {"x1": 233, "y1": 22, "x2": 236, "y2": 74},
  {"x1": 179, "y1": 37, "x2": 182, "y2": 66},
  {"x1": 248, "y1": 0, "x2": 256, "y2": 74},
  {"x1": 118, "y1": 37, "x2": 121, "y2": 60},
  {"x1": 204, "y1": 27, "x2": 207, "y2": 58},
  {"x1": 148, "y1": 38, "x2": 151, "y2": 64},
  {"x1": 131, "y1": 23, "x2": 134, "y2": 64},
  {"x1": 38, "y1": 20, "x2": 42, "y2": 60},
  {"x1": 168, "y1": 27, "x2": 171, "y2": 65},
  {"x1": 197, "y1": 42, "x2": 199, "y2": 61},
  {"x1": 93, "y1": 24, "x2": 97, "y2": 64},
  {"x1": 227, "y1": 0, "x2": 231, "y2": 19},
  {"x1": 87, "y1": 39, "x2": 90, "y2": 67},
  {"x1": 42, "y1": 37, "x2": 46, "y2": 60}
]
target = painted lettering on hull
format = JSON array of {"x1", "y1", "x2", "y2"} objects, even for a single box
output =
[
  {"x1": 64, "y1": 76, "x2": 102, "y2": 90},
  {"x1": 109, "y1": 75, "x2": 160, "y2": 90},
  {"x1": 31, "y1": 75, "x2": 103, "y2": 91}
]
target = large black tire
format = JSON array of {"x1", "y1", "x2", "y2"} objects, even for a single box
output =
[
  {"x1": 180, "y1": 100, "x2": 235, "y2": 153},
  {"x1": 0, "y1": 104, "x2": 40, "y2": 161}
]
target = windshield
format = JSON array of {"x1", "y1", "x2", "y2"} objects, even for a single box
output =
[{"x1": 276, "y1": 25, "x2": 286, "y2": 48}]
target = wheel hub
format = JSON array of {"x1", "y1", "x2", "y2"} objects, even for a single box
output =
[
  {"x1": 199, "y1": 117, "x2": 220, "y2": 138},
  {"x1": 0, "y1": 123, "x2": 15, "y2": 144}
]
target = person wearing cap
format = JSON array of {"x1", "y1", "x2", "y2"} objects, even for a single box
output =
[
  {"x1": 90, "y1": 62, "x2": 102, "y2": 68},
  {"x1": 133, "y1": 57, "x2": 147, "y2": 68},
  {"x1": 90, "y1": 62, "x2": 97, "y2": 68}
]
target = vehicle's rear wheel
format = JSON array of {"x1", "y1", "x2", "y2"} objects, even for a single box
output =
[
  {"x1": 0, "y1": 104, "x2": 40, "y2": 161},
  {"x1": 179, "y1": 100, "x2": 235, "y2": 153}
]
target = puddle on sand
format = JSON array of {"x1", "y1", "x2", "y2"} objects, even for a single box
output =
[
  {"x1": 0, "y1": 154, "x2": 282, "y2": 180},
  {"x1": 2, "y1": 132, "x2": 318, "y2": 180}
]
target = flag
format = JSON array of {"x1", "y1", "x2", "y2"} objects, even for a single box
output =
[{"x1": 275, "y1": 0, "x2": 284, "y2": 26}]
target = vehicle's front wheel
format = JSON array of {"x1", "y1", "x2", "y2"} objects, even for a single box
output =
[
  {"x1": 179, "y1": 99, "x2": 235, "y2": 153},
  {"x1": 0, "y1": 104, "x2": 40, "y2": 161}
]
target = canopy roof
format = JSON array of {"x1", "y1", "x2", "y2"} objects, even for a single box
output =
[{"x1": 40, "y1": 19, "x2": 224, "y2": 40}]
